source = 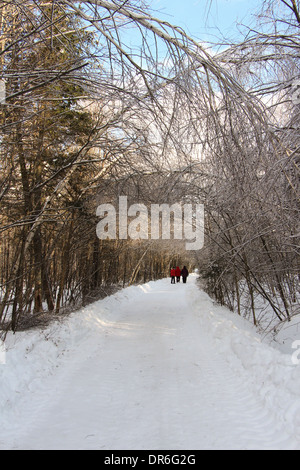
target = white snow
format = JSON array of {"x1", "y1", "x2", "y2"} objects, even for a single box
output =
[{"x1": 0, "y1": 274, "x2": 300, "y2": 450}]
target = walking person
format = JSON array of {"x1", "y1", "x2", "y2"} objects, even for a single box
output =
[
  {"x1": 175, "y1": 266, "x2": 181, "y2": 283},
  {"x1": 170, "y1": 267, "x2": 176, "y2": 284},
  {"x1": 181, "y1": 266, "x2": 189, "y2": 284}
]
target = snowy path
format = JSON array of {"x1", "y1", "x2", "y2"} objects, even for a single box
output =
[{"x1": 1, "y1": 275, "x2": 300, "y2": 450}]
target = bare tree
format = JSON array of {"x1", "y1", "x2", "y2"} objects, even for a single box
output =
[{"x1": 1, "y1": 0, "x2": 298, "y2": 333}]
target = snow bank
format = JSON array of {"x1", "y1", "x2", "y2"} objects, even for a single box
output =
[
  {"x1": 0, "y1": 282, "x2": 159, "y2": 426},
  {"x1": 187, "y1": 285, "x2": 300, "y2": 444}
]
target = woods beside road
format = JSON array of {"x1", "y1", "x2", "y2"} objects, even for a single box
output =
[{"x1": 0, "y1": 0, "x2": 299, "y2": 341}]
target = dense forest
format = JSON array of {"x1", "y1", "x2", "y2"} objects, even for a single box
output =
[{"x1": 0, "y1": 0, "x2": 299, "y2": 333}]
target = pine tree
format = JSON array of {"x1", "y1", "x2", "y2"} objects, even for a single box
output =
[{"x1": 0, "y1": 2, "x2": 96, "y2": 327}]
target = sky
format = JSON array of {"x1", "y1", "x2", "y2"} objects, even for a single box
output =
[{"x1": 147, "y1": 0, "x2": 263, "y2": 42}]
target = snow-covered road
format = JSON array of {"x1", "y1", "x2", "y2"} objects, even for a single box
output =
[{"x1": 1, "y1": 275, "x2": 300, "y2": 450}]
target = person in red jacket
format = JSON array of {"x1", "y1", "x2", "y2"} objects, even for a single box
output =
[
  {"x1": 175, "y1": 266, "x2": 181, "y2": 283},
  {"x1": 170, "y1": 267, "x2": 176, "y2": 284}
]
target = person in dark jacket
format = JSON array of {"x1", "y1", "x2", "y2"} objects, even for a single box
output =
[
  {"x1": 181, "y1": 266, "x2": 189, "y2": 283},
  {"x1": 175, "y1": 266, "x2": 181, "y2": 283}
]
